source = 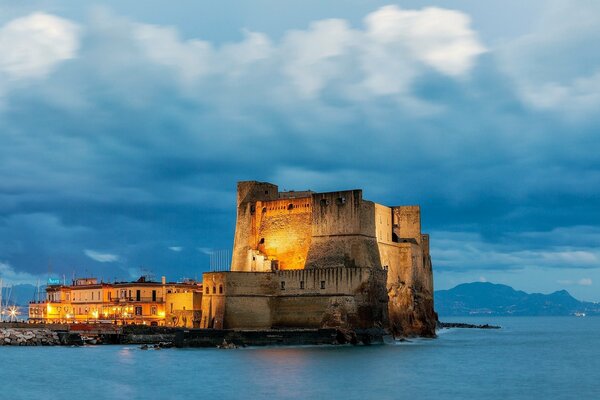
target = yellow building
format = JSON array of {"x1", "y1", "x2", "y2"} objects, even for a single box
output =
[{"x1": 29, "y1": 276, "x2": 202, "y2": 326}]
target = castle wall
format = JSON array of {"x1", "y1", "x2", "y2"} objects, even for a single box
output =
[
  {"x1": 200, "y1": 268, "x2": 387, "y2": 330},
  {"x1": 253, "y1": 197, "x2": 312, "y2": 270},
  {"x1": 200, "y1": 272, "x2": 275, "y2": 329},
  {"x1": 222, "y1": 181, "x2": 436, "y2": 337},
  {"x1": 272, "y1": 267, "x2": 388, "y2": 329},
  {"x1": 306, "y1": 191, "x2": 381, "y2": 269},
  {"x1": 393, "y1": 206, "x2": 421, "y2": 244},
  {"x1": 231, "y1": 181, "x2": 279, "y2": 271}
]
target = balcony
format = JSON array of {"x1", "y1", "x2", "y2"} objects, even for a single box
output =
[{"x1": 111, "y1": 297, "x2": 164, "y2": 303}]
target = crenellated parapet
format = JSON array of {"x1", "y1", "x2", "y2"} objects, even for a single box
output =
[{"x1": 209, "y1": 181, "x2": 436, "y2": 337}]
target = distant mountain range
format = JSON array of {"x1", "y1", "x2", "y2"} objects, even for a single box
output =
[{"x1": 435, "y1": 282, "x2": 600, "y2": 316}]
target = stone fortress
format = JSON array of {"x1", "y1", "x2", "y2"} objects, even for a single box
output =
[{"x1": 200, "y1": 181, "x2": 437, "y2": 337}]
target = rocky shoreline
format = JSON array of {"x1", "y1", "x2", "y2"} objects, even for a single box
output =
[{"x1": 0, "y1": 328, "x2": 60, "y2": 346}]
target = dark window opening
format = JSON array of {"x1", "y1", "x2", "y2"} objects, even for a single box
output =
[
  {"x1": 152, "y1": 290, "x2": 156, "y2": 302},
  {"x1": 287, "y1": 204, "x2": 294, "y2": 210},
  {"x1": 136, "y1": 290, "x2": 141, "y2": 301},
  {"x1": 250, "y1": 205, "x2": 256, "y2": 214},
  {"x1": 337, "y1": 197, "x2": 346, "y2": 205},
  {"x1": 300, "y1": 281, "x2": 304, "y2": 289},
  {"x1": 320, "y1": 198, "x2": 329, "y2": 206},
  {"x1": 219, "y1": 285, "x2": 223, "y2": 294},
  {"x1": 264, "y1": 190, "x2": 269, "y2": 194},
  {"x1": 205, "y1": 286, "x2": 209, "y2": 294},
  {"x1": 280, "y1": 281, "x2": 285, "y2": 290},
  {"x1": 320, "y1": 281, "x2": 326, "y2": 289},
  {"x1": 135, "y1": 306, "x2": 142, "y2": 316},
  {"x1": 259, "y1": 238, "x2": 265, "y2": 244},
  {"x1": 262, "y1": 207, "x2": 267, "y2": 213},
  {"x1": 212, "y1": 286, "x2": 216, "y2": 294}
]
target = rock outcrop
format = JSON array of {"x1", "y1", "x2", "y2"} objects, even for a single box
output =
[{"x1": 0, "y1": 328, "x2": 60, "y2": 346}]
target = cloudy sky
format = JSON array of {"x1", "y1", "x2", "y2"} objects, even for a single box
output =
[{"x1": 1, "y1": 1, "x2": 599, "y2": 301}]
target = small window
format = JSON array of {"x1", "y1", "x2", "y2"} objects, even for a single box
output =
[
  {"x1": 320, "y1": 281, "x2": 326, "y2": 289},
  {"x1": 280, "y1": 281, "x2": 285, "y2": 290},
  {"x1": 287, "y1": 204, "x2": 294, "y2": 210},
  {"x1": 135, "y1": 306, "x2": 142, "y2": 316},
  {"x1": 320, "y1": 198, "x2": 329, "y2": 206},
  {"x1": 205, "y1": 286, "x2": 209, "y2": 294},
  {"x1": 337, "y1": 197, "x2": 346, "y2": 205},
  {"x1": 300, "y1": 281, "x2": 304, "y2": 289},
  {"x1": 264, "y1": 190, "x2": 269, "y2": 194},
  {"x1": 262, "y1": 207, "x2": 267, "y2": 213},
  {"x1": 151, "y1": 306, "x2": 157, "y2": 315},
  {"x1": 250, "y1": 205, "x2": 256, "y2": 214},
  {"x1": 212, "y1": 286, "x2": 216, "y2": 294},
  {"x1": 259, "y1": 238, "x2": 265, "y2": 244},
  {"x1": 219, "y1": 285, "x2": 223, "y2": 294}
]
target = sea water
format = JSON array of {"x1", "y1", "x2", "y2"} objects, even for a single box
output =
[{"x1": 0, "y1": 317, "x2": 598, "y2": 400}]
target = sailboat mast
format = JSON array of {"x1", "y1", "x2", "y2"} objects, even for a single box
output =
[{"x1": 0, "y1": 278, "x2": 3, "y2": 322}]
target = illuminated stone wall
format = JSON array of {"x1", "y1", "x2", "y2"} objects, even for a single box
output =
[
  {"x1": 165, "y1": 291, "x2": 202, "y2": 328},
  {"x1": 200, "y1": 268, "x2": 387, "y2": 329},
  {"x1": 223, "y1": 181, "x2": 436, "y2": 336}
]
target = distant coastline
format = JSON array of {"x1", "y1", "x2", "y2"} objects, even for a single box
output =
[{"x1": 435, "y1": 282, "x2": 600, "y2": 317}]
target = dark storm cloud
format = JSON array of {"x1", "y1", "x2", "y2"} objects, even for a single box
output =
[{"x1": 0, "y1": 3, "x2": 599, "y2": 287}]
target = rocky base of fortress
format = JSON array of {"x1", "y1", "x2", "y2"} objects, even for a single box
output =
[{"x1": 388, "y1": 284, "x2": 438, "y2": 338}]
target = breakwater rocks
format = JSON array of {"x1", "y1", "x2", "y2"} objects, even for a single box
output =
[
  {"x1": 0, "y1": 328, "x2": 60, "y2": 346},
  {"x1": 174, "y1": 327, "x2": 385, "y2": 347},
  {"x1": 437, "y1": 322, "x2": 501, "y2": 329}
]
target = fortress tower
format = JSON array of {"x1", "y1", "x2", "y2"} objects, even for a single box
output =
[{"x1": 201, "y1": 181, "x2": 436, "y2": 337}]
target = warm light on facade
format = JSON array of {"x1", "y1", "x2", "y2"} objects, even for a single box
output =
[{"x1": 28, "y1": 278, "x2": 201, "y2": 326}]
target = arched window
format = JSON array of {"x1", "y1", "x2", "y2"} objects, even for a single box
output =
[{"x1": 219, "y1": 285, "x2": 223, "y2": 294}]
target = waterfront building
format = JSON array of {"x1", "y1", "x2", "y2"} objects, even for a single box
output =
[{"x1": 29, "y1": 276, "x2": 202, "y2": 327}]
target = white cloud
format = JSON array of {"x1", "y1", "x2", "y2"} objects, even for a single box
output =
[
  {"x1": 500, "y1": 1, "x2": 600, "y2": 116},
  {"x1": 578, "y1": 278, "x2": 593, "y2": 286},
  {"x1": 364, "y1": 6, "x2": 485, "y2": 77},
  {"x1": 168, "y1": 246, "x2": 183, "y2": 252},
  {"x1": 84, "y1": 249, "x2": 120, "y2": 263},
  {"x1": 133, "y1": 22, "x2": 213, "y2": 84},
  {"x1": 432, "y1": 230, "x2": 600, "y2": 271},
  {"x1": 87, "y1": 5, "x2": 484, "y2": 101},
  {"x1": 557, "y1": 278, "x2": 593, "y2": 287},
  {"x1": 0, "y1": 261, "x2": 40, "y2": 285},
  {"x1": 0, "y1": 12, "x2": 79, "y2": 80},
  {"x1": 278, "y1": 5, "x2": 485, "y2": 98}
]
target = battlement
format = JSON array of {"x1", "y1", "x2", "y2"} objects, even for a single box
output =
[{"x1": 221, "y1": 181, "x2": 436, "y2": 336}]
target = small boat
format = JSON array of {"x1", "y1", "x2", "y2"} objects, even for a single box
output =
[{"x1": 574, "y1": 312, "x2": 586, "y2": 317}]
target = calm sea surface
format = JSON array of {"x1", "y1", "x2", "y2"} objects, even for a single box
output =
[{"x1": 1, "y1": 317, "x2": 598, "y2": 400}]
